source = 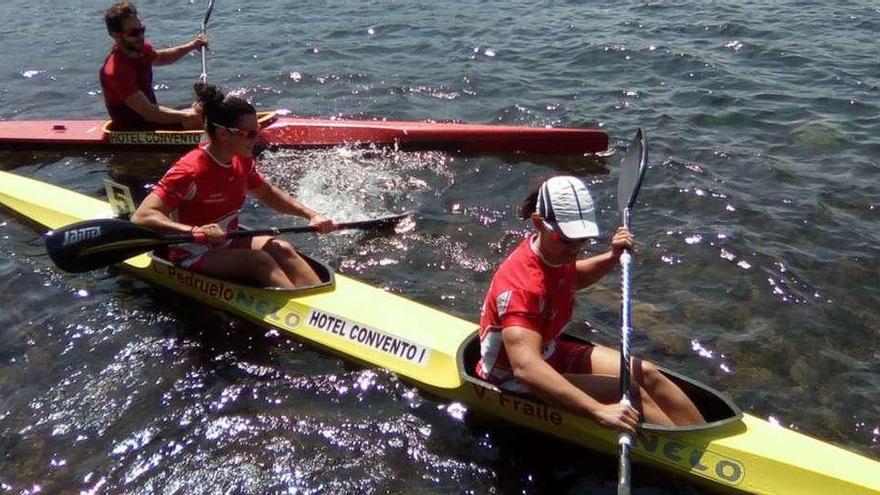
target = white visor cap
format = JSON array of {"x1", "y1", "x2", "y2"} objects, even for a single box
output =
[{"x1": 536, "y1": 176, "x2": 600, "y2": 239}]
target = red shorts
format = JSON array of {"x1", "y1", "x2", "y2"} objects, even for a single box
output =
[
  {"x1": 546, "y1": 340, "x2": 596, "y2": 374},
  {"x1": 167, "y1": 235, "x2": 258, "y2": 272},
  {"x1": 168, "y1": 238, "x2": 234, "y2": 272},
  {"x1": 490, "y1": 340, "x2": 596, "y2": 393}
]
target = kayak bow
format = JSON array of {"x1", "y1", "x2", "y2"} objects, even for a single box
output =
[{"x1": 0, "y1": 170, "x2": 878, "y2": 495}]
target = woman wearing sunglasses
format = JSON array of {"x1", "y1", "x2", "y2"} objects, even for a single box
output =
[
  {"x1": 131, "y1": 83, "x2": 336, "y2": 288},
  {"x1": 476, "y1": 176, "x2": 704, "y2": 435}
]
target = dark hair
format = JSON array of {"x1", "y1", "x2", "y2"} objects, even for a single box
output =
[
  {"x1": 193, "y1": 83, "x2": 256, "y2": 138},
  {"x1": 105, "y1": 1, "x2": 138, "y2": 35},
  {"x1": 517, "y1": 174, "x2": 560, "y2": 219},
  {"x1": 517, "y1": 189, "x2": 539, "y2": 219}
]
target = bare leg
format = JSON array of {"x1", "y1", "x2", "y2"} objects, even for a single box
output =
[
  {"x1": 563, "y1": 373, "x2": 675, "y2": 426},
  {"x1": 581, "y1": 344, "x2": 705, "y2": 425},
  {"x1": 249, "y1": 236, "x2": 320, "y2": 287},
  {"x1": 632, "y1": 358, "x2": 705, "y2": 425},
  {"x1": 198, "y1": 247, "x2": 295, "y2": 288}
]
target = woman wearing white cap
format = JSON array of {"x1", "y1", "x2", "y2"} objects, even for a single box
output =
[{"x1": 477, "y1": 176, "x2": 704, "y2": 435}]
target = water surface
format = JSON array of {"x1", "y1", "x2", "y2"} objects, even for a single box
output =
[{"x1": 1, "y1": 1, "x2": 878, "y2": 493}]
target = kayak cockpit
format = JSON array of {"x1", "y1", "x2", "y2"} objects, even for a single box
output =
[
  {"x1": 458, "y1": 331, "x2": 742, "y2": 432},
  {"x1": 147, "y1": 248, "x2": 335, "y2": 296},
  {"x1": 99, "y1": 111, "x2": 277, "y2": 147}
]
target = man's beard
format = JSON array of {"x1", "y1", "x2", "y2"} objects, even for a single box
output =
[{"x1": 119, "y1": 37, "x2": 144, "y2": 54}]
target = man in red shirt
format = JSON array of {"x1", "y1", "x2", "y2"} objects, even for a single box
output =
[
  {"x1": 478, "y1": 176, "x2": 704, "y2": 435},
  {"x1": 100, "y1": 2, "x2": 207, "y2": 131}
]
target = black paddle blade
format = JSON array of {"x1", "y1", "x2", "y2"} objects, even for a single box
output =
[
  {"x1": 338, "y1": 212, "x2": 412, "y2": 231},
  {"x1": 617, "y1": 129, "x2": 648, "y2": 218},
  {"x1": 45, "y1": 219, "x2": 175, "y2": 273}
]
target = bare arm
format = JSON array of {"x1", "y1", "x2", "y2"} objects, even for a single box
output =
[
  {"x1": 249, "y1": 183, "x2": 335, "y2": 232},
  {"x1": 123, "y1": 91, "x2": 202, "y2": 127},
  {"x1": 503, "y1": 326, "x2": 638, "y2": 434},
  {"x1": 153, "y1": 34, "x2": 207, "y2": 66},
  {"x1": 131, "y1": 192, "x2": 225, "y2": 245},
  {"x1": 575, "y1": 227, "x2": 633, "y2": 289},
  {"x1": 131, "y1": 192, "x2": 190, "y2": 233}
]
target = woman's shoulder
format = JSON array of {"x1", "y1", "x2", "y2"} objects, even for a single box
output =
[
  {"x1": 232, "y1": 154, "x2": 256, "y2": 169},
  {"x1": 496, "y1": 248, "x2": 546, "y2": 291},
  {"x1": 171, "y1": 147, "x2": 211, "y2": 172}
]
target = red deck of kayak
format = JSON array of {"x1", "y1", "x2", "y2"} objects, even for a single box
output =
[
  {"x1": 0, "y1": 116, "x2": 608, "y2": 154},
  {"x1": 0, "y1": 120, "x2": 106, "y2": 146}
]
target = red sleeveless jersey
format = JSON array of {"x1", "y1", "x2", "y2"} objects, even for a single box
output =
[{"x1": 477, "y1": 237, "x2": 577, "y2": 382}]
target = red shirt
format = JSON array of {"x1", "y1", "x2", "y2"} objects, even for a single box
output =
[
  {"x1": 477, "y1": 237, "x2": 577, "y2": 381},
  {"x1": 153, "y1": 147, "x2": 267, "y2": 261},
  {"x1": 154, "y1": 147, "x2": 267, "y2": 227},
  {"x1": 99, "y1": 41, "x2": 158, "y2": 131}
]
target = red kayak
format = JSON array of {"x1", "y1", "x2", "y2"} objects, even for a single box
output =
[{"x1": 0, "y1": 112, "x2": 608, "y2": 155}]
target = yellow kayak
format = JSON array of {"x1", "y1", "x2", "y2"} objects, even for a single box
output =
[{"x1": 1, "y1": 169, "x2": 878, "y2": 495}]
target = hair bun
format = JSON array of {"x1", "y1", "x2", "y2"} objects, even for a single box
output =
[
  {"x1": 192, "y1": 83, "x2": 256, "y2": 137},
  {"x1": 193, "y1": 82, "x2": 225, "y2": 109}
]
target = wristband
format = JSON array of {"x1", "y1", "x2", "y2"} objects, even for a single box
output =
[{"x1": 190, "y1": 226, "x2": 209, "y2": 244}]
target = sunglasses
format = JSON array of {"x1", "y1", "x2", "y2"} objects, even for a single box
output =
[
  {"x1": 213, "y1": 123, "x2": 259, "y2": 139},
  {"x1": 123, "y1": 27, "x2": 146, "y2": 37}
]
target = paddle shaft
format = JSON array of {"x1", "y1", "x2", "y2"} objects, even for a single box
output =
[
  {"x1": 121, "y1": 214, "x2": 409, "y2": 246},
  {"x1": 617, "y1": 209, "x2": 635, "y2": 495},
  {"x1": 191, "y1": 216, "x2": 405, "y2": 243},
  {"x1": 153, "y1": 225, "x2": 320, "y2": 246},
  {"x1": 616, "y1": 129, "x2": 647, "y2": 495},
  {"x1": 199, "y1": 0, "x2": 215, "y2": 84}
]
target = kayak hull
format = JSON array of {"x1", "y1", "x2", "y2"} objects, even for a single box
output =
[{"x1": 0, "y1": 115, "x2": 608, "y2": 154}]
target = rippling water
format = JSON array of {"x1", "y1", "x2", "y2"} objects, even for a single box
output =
[{"x1": 1, "y1": 1, "x2": 878, "y2": 493}]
